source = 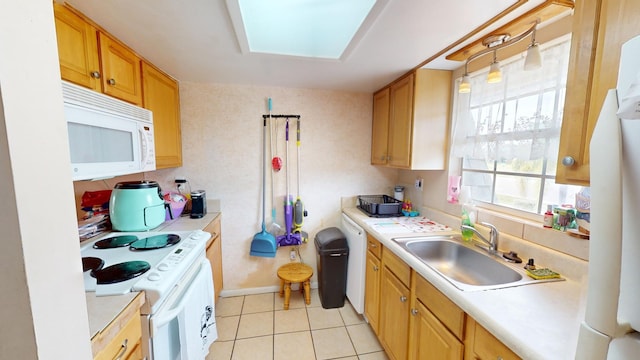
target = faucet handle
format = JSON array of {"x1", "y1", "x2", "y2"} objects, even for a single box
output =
[{"x1": 480, "y1": 222, "x2": 498, "y2": 234}]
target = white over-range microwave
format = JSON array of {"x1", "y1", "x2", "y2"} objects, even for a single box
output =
[{"x1": 62, "y1": 81, "x2": 156, "y2": 181}]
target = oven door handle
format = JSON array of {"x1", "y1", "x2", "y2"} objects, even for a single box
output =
[{"x1": 150, "y1": 261, "x2": 207, "y2": 331}]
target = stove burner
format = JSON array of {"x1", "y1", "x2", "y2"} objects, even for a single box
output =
[
  {"x1": 93, "y1": 235, "x2": 139, "y2": 249},
  {"x1": 82, "y1": 257, "x2": 104, "y2": 273},
  {"x1": 130, "y1": 234, "x2": 181, "y2": 250},
  {"x1": 91, "y1": 261, "x2": 151, "y2": 285}
]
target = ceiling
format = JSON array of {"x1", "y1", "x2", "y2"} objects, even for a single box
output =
[{"x1": 62, "y1": 0, "x2": 551, "y2": 93}]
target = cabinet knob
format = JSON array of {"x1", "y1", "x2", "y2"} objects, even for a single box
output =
[
  {"x1": 90, "y1": 71, "x2": 101, "y2": 79},
  {"x1": 561, "y1": 156, "x2": 575, "y2": 167},
  {"x1": 107, "y1": 78, "x2": 116, "y2": 86},
  {"x1": 368, "y1": 242, "x2": 377, "y2": 248},
  {"x1": 400, "y1": 295, "x2": 407, "y2": 303},
  {"x1": 114, "y1": 338, "x2": 128, "y2": 360},
  {"x1": 411, "y1": 308, "x2": 418, "y2": 316},
  {"x1": 373, "y1": 265, "x2": 379, "y2": 271},
  {"x1": 380, "y1": 155, "x2": 386, "y2": 161}
]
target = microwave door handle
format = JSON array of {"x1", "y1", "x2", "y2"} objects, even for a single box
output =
[{"x1": 139, "y1": 127, "x2": 150, "y2": 167}]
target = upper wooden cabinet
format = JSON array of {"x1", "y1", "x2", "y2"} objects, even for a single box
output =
[
  {"x1": 53, "y1": 3, "x2": 101, "y2": 92},
  {"x1": 99, "y1": 33, "x2": 143, "y2": 105},
  {"x1": 557, "y1": 0, "x2": 640, "y2": 185},
  {"x1": 371, "y1": 88, "x2": 390, "y2": 165},
  {"x1": 371, "y1": 69, "x2": 452, "y2": 170},
  {"x1": 142, "y1": 62, "x2": 182, "y2": 168},
  {"x1": 54, "y1": 4, "x2": 142, "y2": 105}
]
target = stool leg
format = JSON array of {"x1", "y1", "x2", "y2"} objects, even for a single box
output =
[
  {"x1": 303, "y1": 280, "x2": 311, "y2": 305},
  {"x1": 279, "y1": 279, "x2": 285, "y2": 297},
  {"x1": 284, "y1": 281, "x2": 291, "y2": 310}
]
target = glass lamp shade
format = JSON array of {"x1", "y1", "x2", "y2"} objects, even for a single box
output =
[
  {"x1": 487, "y1": 61, "x2": 502, "y2": 83},
  {"x1": 524, "y1": 43, "x2": 542, "y2": 70},
  {"x1": 459, "y1": 75, "x2": 471, "y2": 93}
]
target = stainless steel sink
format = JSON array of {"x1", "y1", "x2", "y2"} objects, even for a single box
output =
[{"x1": 393, "y1": 235, "x2": 563, "y2": 291}]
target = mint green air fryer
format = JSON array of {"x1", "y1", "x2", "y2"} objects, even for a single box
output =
[{"x1": 109, "y1": 181, "x2": 167, "y2": 231}]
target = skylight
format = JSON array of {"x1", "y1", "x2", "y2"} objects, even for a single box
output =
[{"x1": 233, "y1": 0, "x2": 378, "y2": 59}]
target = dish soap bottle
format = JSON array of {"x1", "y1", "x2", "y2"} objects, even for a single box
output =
[{"x1": 460, "y1": 189, "x2": 476, "y2": 242}]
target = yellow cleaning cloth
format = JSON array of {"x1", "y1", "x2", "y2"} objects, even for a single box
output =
[{"x1": 525, "y1": 268, "x2": 561, "y2": 280}]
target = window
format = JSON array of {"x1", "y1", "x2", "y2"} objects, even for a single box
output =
[{"x1": 451, "y1": 36, "x2": 582, "y2": 215}]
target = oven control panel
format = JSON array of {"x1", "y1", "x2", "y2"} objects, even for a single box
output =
[{"x1": 133, "y1": 230, "x2": 211, "y2": 311}]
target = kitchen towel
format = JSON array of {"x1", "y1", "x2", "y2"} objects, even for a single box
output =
[{"x1": 178, "y1": 259, "x2": 217, "y2": 359}]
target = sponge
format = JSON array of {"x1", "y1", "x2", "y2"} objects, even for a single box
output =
[{"x1": 525, "y1": 268, "x2": 561, "y2": 280}]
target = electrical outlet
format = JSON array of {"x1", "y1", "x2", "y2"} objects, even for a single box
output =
[
  {"x1": 290, "y1": 250, "x2": 296, "y2": 260},
  {"x1": 415, "y1": 178, "x2": 423, "y2": 191}
]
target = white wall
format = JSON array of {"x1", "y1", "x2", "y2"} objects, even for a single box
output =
[{"x1": 0, "y1": 1, "x2": 92, "y2": 359}]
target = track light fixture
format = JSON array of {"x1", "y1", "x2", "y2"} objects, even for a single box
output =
[{"x1": 458, "y1": 21, "x2": 541, "y2": 93}]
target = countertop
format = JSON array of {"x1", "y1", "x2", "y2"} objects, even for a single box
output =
[
  {"x1": 85, "y1": 211, "x2": 220, "y2": 340},
  {"x1": 343, "y1": 207, "x2": 586, "y2": 360}
]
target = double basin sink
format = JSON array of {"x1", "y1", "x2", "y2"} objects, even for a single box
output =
[{"x1": 393, "y1": 235, "x2": 562, "y2": 291}]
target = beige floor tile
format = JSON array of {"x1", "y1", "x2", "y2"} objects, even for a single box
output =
[
  {"x1": 215, "y1": 315, "x2": 240, "y2": 341},
  {"x1": 358, "y1": 351, "x2": 389, "y2": 360},
  {"x1": 339, "y1": 301, "x2": 366, "y2": 326},
  {"x1": 236, "y1": 312, "x2": 274, "y2": 339},
  {"x1": 307, "y1": 306, "x2": 344, "y2": 330},
  {"x1": 306, "y1": 288, "x2": 322, "y2": 308},
  {"x1": 243, "y1": 293, "x2": 275, "y2": 314},
  {"x1": 273, "y1": 331, "x2": 315, "y2": 360},
  {"x1": 216, "y1": 296, "x2": 244, "y2": 317},
  {"x1": 232, "y1": 335, "x2": 273, "y2": 360},
  {"x1": 274, "y1": 308, "x2": 310, "y2": 334},
  {"x1": 346, "y1": 323, "x2": 382, "y2": 354},
  {"x1": 312, "y1": 327, "x2": 356, "y2": 360},
  {"x1": 206, "y1": 340, "x2": 234, "y2": 360},
  {"x1": 274, "y1": 288, "x2": 307, "y2": 310}
]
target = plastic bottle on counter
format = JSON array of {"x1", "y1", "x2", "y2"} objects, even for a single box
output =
[
  {"x1": 460, "y1": 189, "x2": 476, "y2": 242},
  {"x1": 543, "y1": 205, "x2": 554, "y2": 228}
]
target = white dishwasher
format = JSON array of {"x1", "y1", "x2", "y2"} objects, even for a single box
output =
[{"x1": 340, "y1": 213, "x2": 367, "y2": 314}]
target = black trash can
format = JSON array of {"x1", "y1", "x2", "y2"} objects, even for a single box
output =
[{"x1": 314, "y1": 227, "x2": 349, "y2": 309}]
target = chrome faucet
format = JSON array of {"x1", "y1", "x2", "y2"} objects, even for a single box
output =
[{"x1": 460, "y1": 222, "x2": 499, "y2": 255}]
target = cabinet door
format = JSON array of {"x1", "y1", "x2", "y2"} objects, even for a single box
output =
[
  {"x1": 409, "y1": 300, "x2": 463, "y2": 360},
  {"x1": 371, "y1": 88, "x2": 390, "y2": 165},
  {"x1": 142, "y1": 62, "x2": 182, "y2": 168},
  {"x1": 379, "y1": 266, "x2": 410, "y2": 360},
  {"x1": 364, "y1": 250, "x2": 381, "y2": 334},
  {"x1": 387, "y1": 73, "x2": 414, "y2": 168},
  {"x1": 557, "y1": 0, "x2": 640, "y2": 185},
  {"x1": 99, "y1": 33, "x2": 142, "y2": 105},
  {"x1": 53, "y1": 4, "x2": 101, "y2": 91},
  {"x1": 204, "y1": 217, "x2": 223, "y2": 303}
]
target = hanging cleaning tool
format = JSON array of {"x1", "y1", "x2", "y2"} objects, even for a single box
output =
[
  {"x1": 250, "y1": 116, "x2": 277, "y2": 257},
  {"x1": 292, "y1": 117, "x2": 308, "y2": 242},
  {"x1": 277, "y1": 118, "x2": 301, "y2": 246},
  {"x1": 268, "y1": 98, "x2": 282, "y2": 235},
  {"x1": 270, "y1": 98, "x2": 283, "y2": 172}
]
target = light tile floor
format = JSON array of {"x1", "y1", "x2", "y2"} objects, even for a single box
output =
[{"x1": 207, "y1": 289, "x2": 388, "y2": 360}]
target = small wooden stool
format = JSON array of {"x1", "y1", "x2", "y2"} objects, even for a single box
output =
[{"x1": 277, "y1": 262, "x2": 313, "y2": 310}]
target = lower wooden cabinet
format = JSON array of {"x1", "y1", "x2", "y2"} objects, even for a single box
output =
[
  {"x1": 92, "y1": 293, "x2": 144, "y2": 360},
  {"x1": 204, "y1": 215, "x2": 223, "y2": 303},
  {"x1": 410, "y1": 300, "x2": 463, "y2": 360},
  {"x1": 364, "y1": 235, "x2": 382, "y2": 333},
  {"x1": 465, "y1": 317, "x2": 521, "y2": 360},
  {"x1": 379, "y1": 248, "x2": 411, "y2": 360}
]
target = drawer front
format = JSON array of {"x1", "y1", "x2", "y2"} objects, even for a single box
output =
[
  {"x1": 94, "y1": 309, "x2": 142, "y2": 360},
  {"x1": 414, "y1": 274, "x2": 465, "y2": 339},
  {"x1": 474, "y1": 322, "x2": 521, "y2": 360},
  {"x1": 366, "y1": 234, "x2": 382, "y2": 259},
  {"x1": 382, "y1": 247, "x2": 411, "y2": 287}
]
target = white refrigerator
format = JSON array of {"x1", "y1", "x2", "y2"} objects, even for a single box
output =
[{"x1": 576, "y1": 35, "x2": 640, "y2": 358}]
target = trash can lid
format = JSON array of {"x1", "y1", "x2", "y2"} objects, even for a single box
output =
[{"x1": 314, "y1": 227, "x2": 348, "y2": 251}]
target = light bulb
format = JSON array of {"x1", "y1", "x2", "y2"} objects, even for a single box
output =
[
  {"x1": 459, "y1": 75, "x2": 471, "y2": 93},
  {"x1": 487, "y1": 61, "x2": 502, "y2": 83},
  {"x1": 524, "y1": 43, "x2": 542, "y2": 70}
]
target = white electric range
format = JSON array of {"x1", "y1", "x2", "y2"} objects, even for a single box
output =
[{"x1": 80, "y1": 229, "x2": 217, "y2": 359}]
